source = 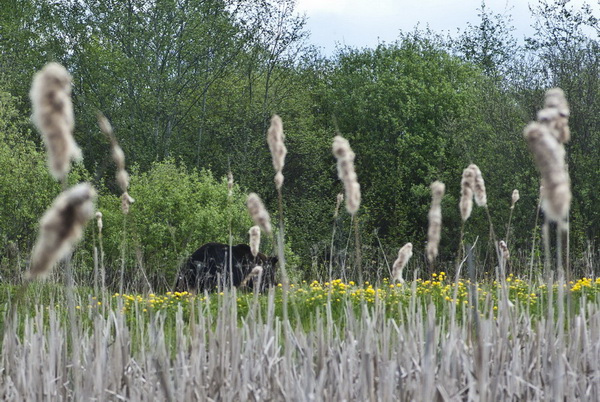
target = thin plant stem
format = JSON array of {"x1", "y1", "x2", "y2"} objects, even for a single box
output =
[
  {"x1": 528, "y1": 196, "x2": 542, "y2": 282},
  {"x1": 353, "y1": 215, "x2": 362, "y2": 284}
]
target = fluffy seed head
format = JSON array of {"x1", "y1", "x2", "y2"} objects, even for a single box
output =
[
  {"x1": 247, "y1": 193, "x2": 272, "y2": 234},
  {"x1": 392, "y1": 242, "x2": 413, "y2": 283},
  {"x1": 249, "y1": 225, "x2": 261, "y2": 257},
  {"x1": 227, "y1": 171, "x2": 234, "y2": 196},
  {"x1": 469, "y1": 164, "x2": 487, "y2": 207},
  {"x1": 116, "y1": 169, "x2": 130, "y2": 194},
  {"x1": 511, "y1": 189, "x2": 520, "y2": 209},
  {"x1": 121, "y1": 192, "x2": 135, "y2": 214},
  {"x1": 541, "y1": 88, "x2": 570, "y2": 143},
  {"x1": 267, "y1": 115, "x2": 287, "y2": 174},
  {"x1": 332, "y1": 135, "x2": 361, "y2": 215},
  {"x1": 524, "y1": 122, "x2": 571, "y2": 222},
  {"x1": 30, "y1": 62, "x2": 82, "y2": 181},
  {"x1": 240, "y1": 266, "x2": 263, "y2": 288},
  {"x1": 426, "y1": 181, "x2": 445, "y2": 263},
  {"x1": 274, "y1": 171, "x2": 284, "y2": 190},
  {"x1": 499, "y1": 240, "x2": 510, "y2": 261},
  {"x1": 96, "y1": 211, "x2": 103, "y2": 234},
  {"x1": 28, "y1": 183, "x2": 96, "y2": 279},
  {"x1": 460, "y1": 167, "x2": 475, "y2": 221}
]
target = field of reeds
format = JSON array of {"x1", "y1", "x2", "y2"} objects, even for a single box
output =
[{"x1": 1, "y1": 63, "x2": 599, "y2": 400}]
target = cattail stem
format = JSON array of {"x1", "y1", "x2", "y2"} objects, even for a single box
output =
[
  {"x1": 276, "y1": 187, "x2": 289, "y2": 322},
  {"x1": 353, "y1": 215, "x2": 362, "y2": 284},
  {"x1": 119, "y1": 214, "x2": 128, "y2": 295},
  {"x1": 529, "y1": 193, "x2": 543, "y2": 282},
  {"x1": 542, "y1": 221, "x2": 551, "y2": 281}
]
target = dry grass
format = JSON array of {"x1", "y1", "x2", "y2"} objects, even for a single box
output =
[{"x1": 1, "y1": 285, "x2": 599, "y2": 400}]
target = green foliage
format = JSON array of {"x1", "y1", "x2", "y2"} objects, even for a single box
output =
[
  {"x1": 98, "y1": 159, "x2": 253, "y2": 291},
  {"x1": 0, "y1": 90, "x2": 60, "y2": 277}
]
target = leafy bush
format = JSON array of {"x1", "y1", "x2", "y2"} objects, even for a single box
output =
[
  {"x1": 98, "y1": 159, "x2": 253, "y2": 291},
  {"x1": 0, "y1": 91, "x2": 60, "y2": 279}
]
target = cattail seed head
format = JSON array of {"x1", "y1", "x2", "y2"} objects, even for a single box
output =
[
  {"x1": 511, "y1": 189, "x2": 520, "y2": 209},
  {"x1": 30, "y1": 62, "x2": 82, "y2": 181},
  {"x1": 524, "y1": 122, "x2": 571, "y2": 222},
  {"x1": 247, "y1": 193, "x2": 272, "y2": 234},
  {"x1": 469, "y1": 164, "x2": 487, "y2": 207},
  {"x1": 499, "y1": 240, "x2": 510, "y2": 261},
  {"x1": 227, "y1": 171, "x2": 234, "y2": 196},
  {"x1": 116, "y1": 169, "x2": 130, "y2": 194},
  {"x1": 111, "y1": 145, "x2": 126, "y2": 172},
  {"x1": 332, "y1": 135, "x2": 361, "y2": 215},
  {"x1": 392, "y1": 242, "x2": 413, "y2": 283},
  {"x1": 541, "y1": 88, "x2": 570, "y2": 143},
  {"x1": 267, "y1": 115, "x2": 287, "y2": 190},
  {"x1": 249, "y1": 225, "x2": 261, "y2": 257},
  {"x1": 240, "y1": 265, "x2": 263, "y2": 288},
  {"x1": 121, "y1": 192, "x2": 135, "y2": 214},
  {"x1": 460, "y1": 167, "x2": 474, "y2": 221},
  {"x1": 96, "y1": 211, "x2": 103, "y2": 234},
  {"x1": 274, "y1": 171, "x2": 284, "y2": 190},
  {"x1": 426, "y1": 181, "x2": 445, "y2": 263},
  {"x1": 28, "y1": 183, "x2": 96, "y2": 279}
]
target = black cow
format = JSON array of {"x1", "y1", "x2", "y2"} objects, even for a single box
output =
[{"x1": 175, "y1": 242, "x2": 277, "y2": 292}]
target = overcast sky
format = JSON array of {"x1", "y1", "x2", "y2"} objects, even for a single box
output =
[{"x1": 295, "y1": 0, "x2": 595, "y2": 55}]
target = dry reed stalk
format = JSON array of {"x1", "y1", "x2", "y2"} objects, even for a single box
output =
[
  {"x1": 30, "y1": 62, "x2": 82, "y2": 182},
  {"x1": 246, "y1": 193, "x2": 272, "y2": 235},
  {"x1": 334, "y1": 193, "x2": 344, "y2": 218},
  {"x1": 332, "y1": 135, "x2": 361, "y2": 215},
  {"x1": 523, "y1": 122, "x2": 571, "y2": 222},
  {"x1": 392, "y1": 242, "x2": 413, "y2": 283},
  {"x1": 426, "y1": 181, "x2": 445, "y2": 264},
  {"x1": 267, "y1": 115, "x2": 287, "y2": 190},
  {"x1": 249, "y1": 226, "x2": 261, "y2": 257},
  {"x1": 27, "y1": 183, "x2": 96, "y2": 279},
  {"x1": 95, "y1": 211, "x2": 103, "y2": 234}
]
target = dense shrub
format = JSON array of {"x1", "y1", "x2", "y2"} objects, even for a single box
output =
[{"x1": 97, "y1": 159, "x2": 253, "y2": 291}]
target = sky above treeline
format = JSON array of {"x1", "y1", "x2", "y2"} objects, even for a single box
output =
[{"x1": 295, "y1": 0, "x2": 597, "y2": 55}]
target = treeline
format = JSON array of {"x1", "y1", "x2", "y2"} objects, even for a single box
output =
[{"x1": 0, "y1": 0, "x2": 598, "y2": 286}]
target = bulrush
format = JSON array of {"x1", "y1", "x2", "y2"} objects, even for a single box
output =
[
  {"x1": 121, "y1": 192, "x2": 135, "y2": 215},
  {"x1": 332, "y1": 135, "x2": 361, "y2": 215},
  {"x1": 96, "y1": 211, "x2": 103, "y2": 234},
  {"x1": 511, "y1": 189, "x2": 520, "y2": 209},
  {"x1": 30, "y1": 62, "x2": 82, "y2": 181},
  {"x1": 469, "y1": 164, "x2": 487, "y2": 207},
  {"x1": 227, "y1": 171, "x2": 234, "y2": 197},
  {"x1": 460, "y1": 167, "x2": 475, "y2": 221},
  {"x1": 499, "y1": 240, "x2": 510, "y2": 261},
  {"x1": 247, "y1": 193, "x2": 272, "y2": 234},
  {"x1": 267, "y1": 115, "x2": 287, "y2": 190},
  {"x1": 98, "y1": 113, "x2": 134, "y2": 213},
  {"x1": 28, "y1": 183, "x2": 96, "y2": 279},
  {"x1": 427, "y1": 181, "x2": 445, "y2": 264},
  {"x1": 240, "y1": 266, "x2": 263, "y2": 288},
  {"x1": 538, "y1": 88, "x2": 570, "y2": 143},
  {"x1": 392, "y1": 243, "x2": 413, "y2": 283},
  {"x1": 249, "y1": 226, "x2": 261, "y2": 257},
  {"x1": 523, "y1": 122, "x2": 571, "y2": 222}
]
